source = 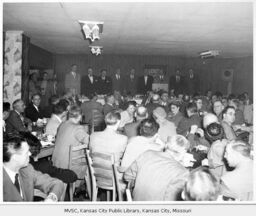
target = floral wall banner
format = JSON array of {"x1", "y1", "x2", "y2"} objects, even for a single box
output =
[{"x1": 3, "y1": 31, "x2": 23, "y2": 105}]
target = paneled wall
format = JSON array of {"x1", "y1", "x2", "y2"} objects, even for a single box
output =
[
  {"x1": 54, "y1": 54, "x2": 253, "y2": 96},
  {"x1": 29, "y1": 43, "x2": 54, "y2": 69}
]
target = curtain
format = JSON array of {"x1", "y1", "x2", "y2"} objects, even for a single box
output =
[{"x1": 21, "y1": 34, "x2": 30, "y2": 105}]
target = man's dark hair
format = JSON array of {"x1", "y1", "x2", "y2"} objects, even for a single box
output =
[
  {"x1": 222, "y1": 105, "x2": 235, "y2": 118},
  {"x1": 3, "y1": 136, "x2": 25, "y2": 162},
  {"x1": 58, "y1": 99, "x2": 70, "y2": 111},
  {"x1": 31, "y1": 93, "x2": 41, "y2": 100},
  {"x1": 19, "y1": 132, "x2": 42, "y2": 157},
  {"x1": 53, "y1": 102, "x2": 66, "y2": 115},
  {"x1": 139, "y1": 118, "x2": 159, "y2": 137},
  {"x1": 205, "y1": 122, "x2": 224, "y2": 143},
  {"x1": 3, "y1": 102, "x2": 10, "y2": 112},
  {"x1": 186, "y1": 102, "x2": 198, "y2": 114}
]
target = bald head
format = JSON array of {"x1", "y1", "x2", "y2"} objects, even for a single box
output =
[
  {"x1": 136, "y1": 106, "x2": 148, "y2": 121},
  {"x1": 203, "y1": 113, "x2": 218, "y2": 128}
]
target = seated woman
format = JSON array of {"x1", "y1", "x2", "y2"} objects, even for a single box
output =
[
  {"x1": 19, "y1": 131, "x2": 78, "y2": 184},
  {"x1": 182, "y1": 167, "x2": 220, "y2": 201},
  {"x1": 205, "y1": 122, "x2": 228, "y2": 180}
]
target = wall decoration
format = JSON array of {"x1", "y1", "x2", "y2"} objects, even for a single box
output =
[{"x1": 3, "y1": 31, "x2": 23, "y2": 104}]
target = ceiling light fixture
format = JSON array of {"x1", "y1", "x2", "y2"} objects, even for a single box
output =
[
  {"x1": 79, "y1": 20, "x2": 104, "y2": 42},
  {"x1": 90, "y1": 46, "x2": 103, "y2": 56}
]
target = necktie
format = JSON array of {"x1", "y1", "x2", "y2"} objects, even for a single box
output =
[{"x1": 14, "y1": 173, "x2": 21, "y2": 194}]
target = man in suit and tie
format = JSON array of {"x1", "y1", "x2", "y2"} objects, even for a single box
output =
[
  {"x1": 112, "y1": 68, "x2": 124, "y2": 94},
  {"x1": 137, "y1": 68, "x2": 154, "y2": 95},
  {"x1": 154, "y1": 70, "x2": 168, "y2": 84},
  {"x1": 6, "y1": 99, "x2": 32, "y2": 136},
  {"x1": 185, "y1": 69, "x2": 199, "y2": 95},
  {"x1": 90, "y1": 111, "x2": 128, "y2": 165},
  {"x1": 169, "y1": 69, "x2": 185, "y2": 95},
  {"x1": 25, "y1": 93, "x2": 44, "y2": 122},
  {"x1": 81, "y1": 67, "x2": 98, "y2": 97},
  {"x1": 96, "y1": 69, "x2": 112, "y2": 95},
  {"x1": 3, "y1": 136, "x2": 64, "y2": 201},
  {"x1": 65, "y1": 64, "x2": 81, "y2": 95},
  {"x1": 124, "y1": 68, "x2": 138, "y2": 96}
]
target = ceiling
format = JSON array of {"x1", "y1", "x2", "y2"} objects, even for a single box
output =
[{"x1": 3, "y1": 2, "x2": 253, "y2": 58}]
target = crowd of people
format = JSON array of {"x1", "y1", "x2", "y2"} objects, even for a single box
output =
[{"x1": 2, "y1": 64, "x2": 254, "y2": 202}]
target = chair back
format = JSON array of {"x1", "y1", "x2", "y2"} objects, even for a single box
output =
[
  {"x1": 68, "y1": 144, "x2": 87, "y2": 179},
  {"x1": 87, "y1": 151, "x2": 122, "y2": 201},
  {"x1": 90, "y1": 109, "x2": 104, "y2": 133}
]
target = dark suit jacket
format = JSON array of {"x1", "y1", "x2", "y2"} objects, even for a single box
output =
[
  {"x1": 25, "y1": 103, "x2": 44, "y2": 122},
  {"x1": 6, "y1": 110, "x2": 29, "y2": 135},
  {"x1": 30, "y1": 158, "x2": 77, "y2": 184},
  {"x1": 103, "y1": 103, "x2": 116, "y2": 116},
  {"x1": 3, "y1": 164, "x2": 64, "y2": 201},
  {"x1": 124, "y1": 76, "x2": 138, "y2": 96},
  {"x1": 146, "y1": 103, "x2": 162, "y2": 118},
  {"x1": 112, "y1": 75, "x2": 124, "y2": 93},
  {"x1": 185, "y1": 74, "x2": 199, "y2": 95},
  {"x1": 177, "y1": 114, "x2": 202, "y2": 136},
  {"x1": 81, "y1": 100, "x2": 103, "y2": 123},
  {"x1": 81, "y1": 75, "x2": 98, "y2": 97},
  {"x1": 137, "y1": 75, "x2": 154, "y2": 95},
  {"x1": 96, "y1": 76, "x2": 112, "y2": 95},
  {"x1": 124, "y1": 121, "x2": 142, "y2": 139},
  {"x1": 169, "y1": 75, "x2": 185, "y2": 95}
]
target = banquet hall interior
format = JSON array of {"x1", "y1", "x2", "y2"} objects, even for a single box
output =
[{"x1": 2, "y1": 2, "x2": 254, "y2": 202}]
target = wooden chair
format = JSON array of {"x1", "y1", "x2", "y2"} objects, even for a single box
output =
[
  {"x1": 68, "y1": 144, "x2": 88, "y2": 201},
  {"x1": 85, "y1": 150, "x2": 123, "y2": 201},
  {"x1": 89, "y1": 109, "x2": 105, "y2": 134}
]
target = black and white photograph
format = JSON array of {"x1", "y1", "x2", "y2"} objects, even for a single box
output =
[{"x1": 0, "y1": 0, "x2": 255, "y2": 215}]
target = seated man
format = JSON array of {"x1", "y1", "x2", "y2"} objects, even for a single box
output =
[
  {"x1": 213, "y1": 100, "x2": 224, "y2": 122},
  {"x1": 45, "y1": 102, "x2": 67, "y2": 137},
  {"x1": 145, "y1": 94, "x2": 162, "y2": 117},
  {"x1": 80, "y1": 93, "x2": 103, "y2": 124},
  {"x1": 153, "y1": 107, "x2": 176, "y2": 143},
  {"x1": 90, "y1": 111, "x2": 128, "y2": 165},
  {"x1": 20, "y1": 131, "x2": 77, "y2": 184},
  {"x1": 167, "y1": 100, "x2": 184, "y2": 128},
  {"x1": 123, "y1": 135, "x2": 189, "y2": 201},
  {"x1": 124, "y1": 106, "x2": 148, "y2": 139},
  {"x1": 221, "y1": 140, "x2": 253, "y2": 201},
  {"x1": 120, "y1": 118, "x2": 164, "y2": 172},
  {"x1": 42, "y1": 95, "x2": 59, "y2": 118},
  {"x1": 183, "y1": 167, "x2": 220, "y2": 201},
  {"x1": 6, "y1": 99, "x2": 32, "y2": 136},
  {"x1": 177, "y1": 102, "x2": 202, "y2": 136},
  {"x1": 119, "y1": 101, "x2": 137, "y2": 128},
  {"x1": 25, "y1": 93, "x2": 44, "y2": 122},
  {"x1": 221, "y1": 106, "x2": 237, "y2": 141},
  {"x1": 52, "y1": 105, "x2": 89, "y2": 179},
  {"x1": 3, "y1": 136, "x2": 64, "y2": 201},
  {"x1": 103, "y1": 94, "x2": 117, "y2": 116}
]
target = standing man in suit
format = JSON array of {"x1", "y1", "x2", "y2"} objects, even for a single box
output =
[
  {"x1": 90, "y1": 111, "x2": 128, "y2": 165},
  {"x1": 25, "y1": 93, "x2": 44, "y2": 123},
  {"x1": 185, "y1": 69, "x2": 199, "y2": 95},
  {"x1": 6, "y1": 99, "x2": 32, "y2": 136},
  {"x1": 124, "y1": 68, "x2": 138, "y2": 96},
  {"x1": 154, "y1": 70, "x2": 168, "y2": 84},
  {"x1": 137, "y1": 68, "x2": 154, "y2": 95},
  {"x1": 112, "y1": 68, "x2": 124, "y2": 94},
  {"x1": 81, "y1": 67, "x2": 98, "y2": 97},
  {"x1": 96, "y1": 69, "x2": 112, "y2": 95},
  {"x1": 169, "y1": 69, "x2": 185, "y2": 95},
  {"x1": 3, "y1": 136, "x2": 64, "y2": 201},
  {"x1": 65, "y1": 64, "x2": 81, "y2": 95}
]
